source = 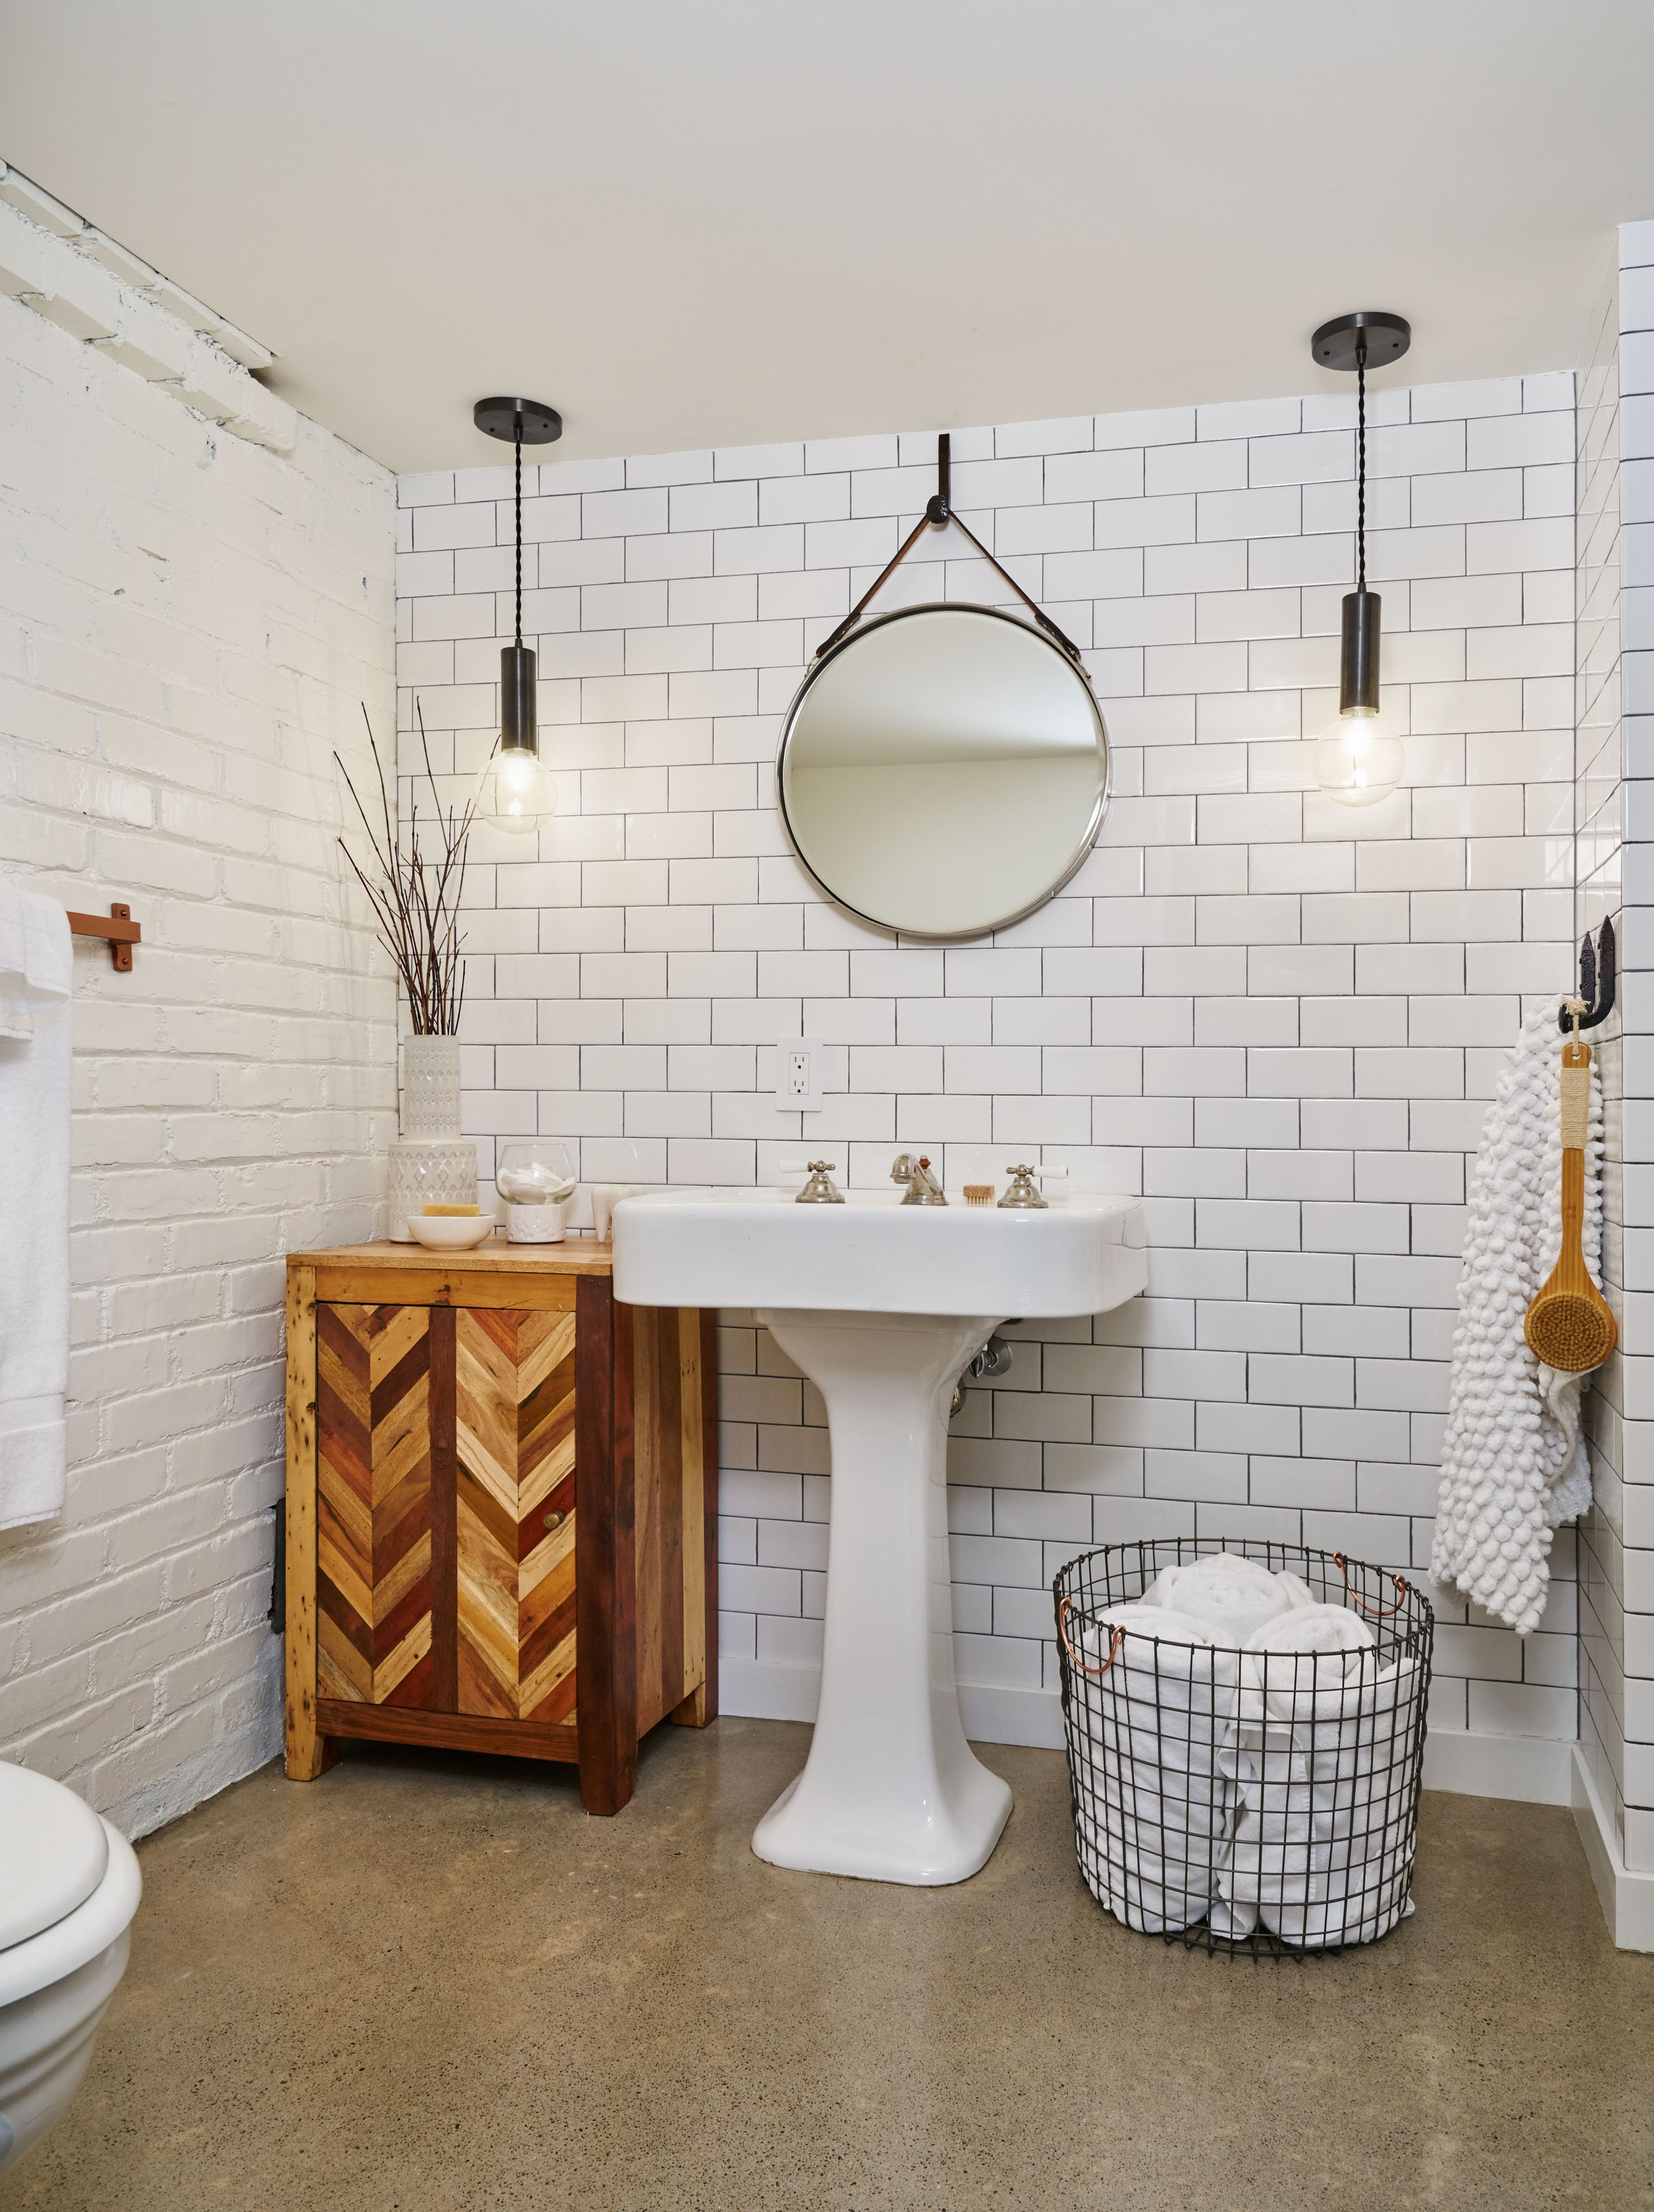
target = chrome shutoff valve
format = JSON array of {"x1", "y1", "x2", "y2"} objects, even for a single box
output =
[
  {"x1": 998, "y1": 1164, "x2": 1068, "y2": 1210},
  {"x1": 779, "y1": 1158, "x2": 845, "y2": 1204}
]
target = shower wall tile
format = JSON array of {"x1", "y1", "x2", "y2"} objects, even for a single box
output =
[{"x1": 397, "y1": 365, "x2": 1588, "y2": 1773}]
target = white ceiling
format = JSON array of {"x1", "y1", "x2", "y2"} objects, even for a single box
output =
[{"x1": 4, "y1": 1, "x2": 1653, "y2": 475}]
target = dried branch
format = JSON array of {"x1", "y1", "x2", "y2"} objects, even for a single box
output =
[{"x1": 335, "y1": 701, "x2": 480, "y2": 1036}]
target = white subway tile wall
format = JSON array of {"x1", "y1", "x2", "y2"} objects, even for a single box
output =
[
  {"x1": 1581, "y1": 222, "x2": 1654, "y2": 1874},
  {"x1": 0, "y1": 292, "x2": 396, "y2": 1834},
  {"x1": 397, "y1": 373, "x2": 1584, "y2": 1759}
]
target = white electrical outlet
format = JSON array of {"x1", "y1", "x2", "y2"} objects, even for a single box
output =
[{"x1": 776, "y1": 1035, "x2": 824, "y2": 1110}]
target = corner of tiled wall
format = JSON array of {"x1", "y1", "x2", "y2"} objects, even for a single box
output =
[{"x1": 1578, "y1": 217, "x2": 1654, "y2": 1891}]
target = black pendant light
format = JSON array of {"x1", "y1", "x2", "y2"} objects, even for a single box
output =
[
  {"x1": 473, "y1": 395, "x2": 563, "y2": 835},
  {"x1": 1310, "y1": 312, "x2": 1410, "y2": 805}
]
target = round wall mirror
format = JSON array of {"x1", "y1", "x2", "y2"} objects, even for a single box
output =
[{"x1": 776, "y1": 603, "x2": 1110, "y2": 939}]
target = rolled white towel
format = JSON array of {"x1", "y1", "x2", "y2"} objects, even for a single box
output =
[
  {"x1": 1214, "y1": 1606, "x2": 1419, "y2": 1948},
  {"x1": 1096, "y1": 1601, "x2": 1218, "y2": 1646},
  {"x1": 1066, "y1": 1599, "x2": 1237, "y2": 1936},
  {"x1": 1242, "y1": 1603, "x2": 1375, "y2": 1656},
  {"x1": 1143, "y1": 1554, "x2": 1310, "y2": 1648}
]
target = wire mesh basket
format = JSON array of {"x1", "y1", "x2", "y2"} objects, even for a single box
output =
[{"x1": 1052, "y1": 1538, "x2": 1434, "y2": 1960}]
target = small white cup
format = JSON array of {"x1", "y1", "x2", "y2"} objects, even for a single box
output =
[{"x1": 505, "y1": 1200, "x2": 565, "y2": 1244}]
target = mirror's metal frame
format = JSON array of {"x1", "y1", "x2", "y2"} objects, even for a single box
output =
[{"x1": 774, "y1": 600, "x2": 1112, "y2": 943}]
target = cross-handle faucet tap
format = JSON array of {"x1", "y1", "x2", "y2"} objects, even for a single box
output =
[
  {"x1": 779, "y1": 1158, "x2": 845, "y2": 1203},
  {"x1": 891, "y1": 1153, "x2": 947, "y2": 1206}
]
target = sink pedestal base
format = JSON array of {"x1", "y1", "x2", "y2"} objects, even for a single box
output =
[{"x1": 753, "y1": 1307, "x2": 1013, "y2": 1887}]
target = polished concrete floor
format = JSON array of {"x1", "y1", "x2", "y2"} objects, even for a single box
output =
[{"x1": 17, "y1": 1718, "x2": 1654, "y2": 2212}]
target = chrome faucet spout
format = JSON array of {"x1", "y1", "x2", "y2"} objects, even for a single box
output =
[{"x1": 890, "y1": 1152, "x2": 947, "y2": 1206}]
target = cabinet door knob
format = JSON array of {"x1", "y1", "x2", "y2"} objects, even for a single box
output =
[{"x1": 543, "y1": 1509, "x2": 564, "y2": 1531}]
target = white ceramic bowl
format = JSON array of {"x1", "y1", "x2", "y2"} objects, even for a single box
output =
[{"x1": 407, "y1": 1214, "x2": 496, "y2": 1251}]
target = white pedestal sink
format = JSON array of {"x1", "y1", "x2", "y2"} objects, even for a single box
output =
[{"x1": 612, "y1": 1186, "x2": 1147, "y2": 1886}]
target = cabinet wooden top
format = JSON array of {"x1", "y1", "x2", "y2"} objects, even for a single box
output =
[{"x1": 287, "y1": 1238, "x2": 614, "y2": 1278}]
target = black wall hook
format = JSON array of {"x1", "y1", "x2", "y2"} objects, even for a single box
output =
[
  {"x1": 926, "y1": 433, "x2": 951, "y2": 524},
  {"x1": 1559, "y1": 914, "x2": 1616, "y2": 1033}
]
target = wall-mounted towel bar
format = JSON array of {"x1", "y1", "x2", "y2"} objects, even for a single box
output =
[
  {"x1": 1558, "y1": 916, "x2": 1615, "y2": 1035},
  {"x1": 66, "y1": 903, "x2": 140, "y2": 972}
]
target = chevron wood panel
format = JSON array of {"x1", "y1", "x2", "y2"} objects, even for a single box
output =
[
  {"x1": 455, "y1": 1306, "x2": 579, "y2": 1723},
  {"x1": 315, "y1": 1302, "x2": 433, "y2": 1708}
]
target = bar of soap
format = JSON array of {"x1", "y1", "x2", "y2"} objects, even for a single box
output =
[{"x1": 422, "y1": 1203, "x2": 480, "y2": 1217}]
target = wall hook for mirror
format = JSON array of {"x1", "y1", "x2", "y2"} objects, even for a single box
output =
[
  {"x1": 812, "y1": 432, "x2": 1083, "y2": 665},
  {"x1": 925, "y1": 432, "x2": 951, "y2": 524},
  {"x1": 1558, "y1": 915, "x2": 1615, "y2": 1034}
]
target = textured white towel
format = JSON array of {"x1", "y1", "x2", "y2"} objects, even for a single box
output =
[
  {"x1": 0, "y1": 883, "x2": 72, "y2": 1529},
  {"x1": 1432, "y1": 1000, "x2": 1604, "y2": 1634},
  {"x1": 0, "y1": 878, "x2": 70, "y2": 1041},
  {"x1": 1143, "y1": 1553, "x2": 1316, "y2": 1647}
]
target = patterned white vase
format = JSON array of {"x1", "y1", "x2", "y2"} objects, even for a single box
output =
[
  {"x1": 389, "y1": 1035, "x2": 476, "y2": 1241},
  {"x1": 400, "y1": 1035, "x2": 463, "y2": 1139}
]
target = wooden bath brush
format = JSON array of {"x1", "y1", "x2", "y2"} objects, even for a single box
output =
[{"x1": 1524, "y1": 1018, "x2": 1616, "y2": 1373}]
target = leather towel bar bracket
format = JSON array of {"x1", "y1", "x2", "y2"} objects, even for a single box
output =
[{"x1": 66, "y1": 903, "x2": 141, "y2": 971}]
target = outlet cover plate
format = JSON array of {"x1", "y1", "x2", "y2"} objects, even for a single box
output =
[{"x1": 776, "y1": 1035, "x2": 824, "y2": 1111}]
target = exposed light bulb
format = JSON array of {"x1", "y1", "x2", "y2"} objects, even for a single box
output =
[
  {"x1": 1314, "y1": 708, "x2": 1404, "y2": 808},
  {"x1": 477, "y1": 740, "x2": 557, "y2": 836}
]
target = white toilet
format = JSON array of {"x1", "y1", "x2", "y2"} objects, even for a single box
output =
[{"x1": 0, "y1": 1763, "x2": 141, "y2": 2173}]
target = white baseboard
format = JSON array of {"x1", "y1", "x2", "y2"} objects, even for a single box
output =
[
  {"x1": 720, "y1": 1661, "x2": 1067, "y2": 1749},
  {"x1": 958, "y1": 1679, "x2": 1065, "y2": 1752},
  {"x1": 719, "y1": 1656, "x2": 820, "y2": 1725},
  {"x1": 720, "y1": 1660, "x2": 1579, "y2": 1805},
  {"x1": 1571, "y1": 1743, "x2": 1654, "y2": 1952},
  {"x1": 1421, "y1": 1726, "x2": 1573, "y2": 1806}
]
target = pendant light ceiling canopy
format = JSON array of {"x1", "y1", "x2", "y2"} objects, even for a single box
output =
[
  {"x1": 473, "y1": 393, "x2": 563, "y2": 836},
  {"x1": 1310, "y1": 311, "x2": 1411, "y2": 808}
]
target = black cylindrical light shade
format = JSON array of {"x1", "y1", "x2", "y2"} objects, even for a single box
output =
[
  {"x1": 501, "y1": 641, "x2": 538, "y2": 752},
  {"x1": 1340, "y1": 589, "x2": 1381, "y2": 714}
]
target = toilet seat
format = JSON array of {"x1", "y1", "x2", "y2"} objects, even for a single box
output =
[
  {"x1": 0, "y1": 1768, "x2": 141, "y2": 2010},
  {"x1": 0, "y1": 1765, "x2": 108, "y2": 1953}
]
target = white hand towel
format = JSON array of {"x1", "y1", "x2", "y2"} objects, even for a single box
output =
[
  {"x1": 1213, "y1": 1605, "x2": 1419, "y2": 1948},
  {"x1": 0, "y1": 883, "x2": 72, "y2": 1529},
  {"x1": 1142, "y1": 1553, "x2": 1312, "y2": 1647},
  {"x1": 1432, "y1": 999, "x2": 1604, "y2": 1634},
  {"x1": 0, "y1": 877, "x2": 70, "y2": 1040},
  {"x1": 1068, "y1": 1601, "x2": 1237, "y2": 1935}
]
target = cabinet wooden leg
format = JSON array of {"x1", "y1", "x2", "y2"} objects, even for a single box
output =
[
  {"x1": 579, "y1": 1749, "x2": 636, "y2": 1817},
  {"x1": 577, "y1": 1278, "x2": 638, "y2": 1817},
  {"x1": 286, "y1": 1731, "x2": 339, "y2": 1781},
  {"x1": 670, "y1": 1682, "x2": 713, "y2": 1728}
]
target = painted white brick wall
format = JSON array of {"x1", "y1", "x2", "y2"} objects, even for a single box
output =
[
  {"x1": 397, "y1": 370, "x2": 1585, "y2": 1777},
  {"x1": 0, "y1": 287, "x2": 396, "y2": 1837}
]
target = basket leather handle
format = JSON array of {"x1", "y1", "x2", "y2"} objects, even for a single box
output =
[
  {"x1": 1335, "y1": 1551, "x2": 1406, "y2": 1617},
  {"x1": 1057, "y1": 1596, "x2": 1124, "y2": 1679}
]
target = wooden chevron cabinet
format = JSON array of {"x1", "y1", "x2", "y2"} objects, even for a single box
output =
[{"x1": 283, "y1": 1240, "x2": 717, "y2": 1814}]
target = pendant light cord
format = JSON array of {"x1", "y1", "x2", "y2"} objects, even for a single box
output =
[
  {"x1": 514, "y1": 415, "x2": 524, "y2": 648},
  {"x1": 1356, "y1": 335, "x2": 1367, "y2": 594}
]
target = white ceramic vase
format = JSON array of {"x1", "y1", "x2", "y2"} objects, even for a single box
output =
[{"x1": 400, "y1": 1035, "x2": 462, "y2": 1139}]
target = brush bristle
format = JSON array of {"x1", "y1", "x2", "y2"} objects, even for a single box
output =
[{"x1": 1524, "y1": 1291, "x2": 1616, "y2": 1373}]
